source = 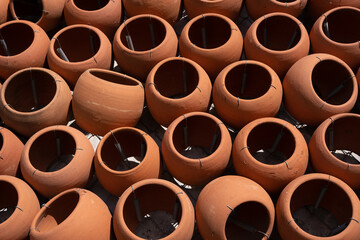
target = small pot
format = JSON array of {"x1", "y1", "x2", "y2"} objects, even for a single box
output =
[
  {"x1": 307, "y1": 0, "x2": 360, "y2": 21},
  {"x1": 0, "y1": 0, "x2": 9, "y2": 24},
  {"x1": 0, "y1": 127, "x2": 24, "y2": 176}
]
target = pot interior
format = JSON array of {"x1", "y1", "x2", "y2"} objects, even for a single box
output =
[
  {"x1": 11, "y1": 0, "x2": 43, "y2": 23},
  {"x1": 276, "y1": 0, "x2": 297, "y2": 2},
  {"x1": 73, "y1": 0, "x2": 110, "y2": 11},
  {"x1": 0, "y1": 181, "x2": 18, "y2": 224},
  {"x1": 0, "y1": 133, "x2": 3, "y2": 152},
  {"x1": 89, "y1": 70, "x2": 139, "y2": 86},
  {"x1": 0, "y1": 22, "x2": 34, "y2": 56}
]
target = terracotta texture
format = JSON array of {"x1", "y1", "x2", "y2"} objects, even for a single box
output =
[
  {"x1": 307, "y1": 0, "x2": 360, "y2": 21},
  {"x1": 277, "y1": 173, "x2": 360, "y2": 240},
  {"x1": 283, "y1": 53, "x2": 358, "y2": 126},
  {"x1": 0, "y1": 0, "x2": 9, "y2": 24},
  {"x1": 72, "y1": 69, "x2": 144, "y2": 136},
  {"x1": 20, "y1": 125, "x2": 94, "y2": 198},
  {"x1": 0, "y1": 127, "x2": 24, "y2": 176},
  {"x1": 196, "y1": 175, "x2": 275, "y2": 240},
  {"x1": 0, "y1": 67, "x2": 72, "y2": 137},
  {"x1": 145, "y1": 57, "x2": 212, "y2": 127},
  {"x1": 213, "y1": 60, "x2": 283, "y2": 129}
]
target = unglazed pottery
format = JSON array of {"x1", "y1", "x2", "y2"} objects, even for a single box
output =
[
  {"x1": 145, "y1": 57, "x2": 212, "y2": 127},
  {"x1": 307, "y1": 0, "x2": 360, "y2": 21},
  {"x1": 0, "y1": 127, "x2": 24, "y2": 176},
  {"x1": 0, "y1": 0, "x2": 9, "y2": 24}
]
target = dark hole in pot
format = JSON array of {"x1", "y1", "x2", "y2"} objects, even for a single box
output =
[
  {"x1": 89, "y1": 70, "x2": 139, "y2": 86},
  {"x1": 225, "y1": 201, "x2": 270, "y2": 240},
  {"x1": 311, "y1": 60, "x2": 354, "y2": 105},
  {"x1": 0, "y1": 22, "x2": 34, "y2": 56},
  {"x1": 0, "y1": 181, "x2": 18, "y2": 224},
  {"x1": 290, "y1": 179, "x2": 352, "y2": 237},
  {"x1": 11, "y1": 0, "x2": 43, "y2": 23},
  {"x1": 73, "y1": 0, "x2": 110, "y2": 11},
  {"x1": 276, "y1": 0, "x2": 296, "y2": 2},
  {"x1": 0, "y1": 134, "x2": 3, "y2": 152},
  {"x1": 256, "y1": 15, "x2": 301, "y2": 51}
]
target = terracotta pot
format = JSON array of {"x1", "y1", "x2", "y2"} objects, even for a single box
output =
[
  {"x1": 9, "y1": 0, "x2": 65, "y2": 31},
  {"x1": 0, "y1": 127, "x2": 24, "y2": 176},
  {"x1": 0, "y1": 67, "x2": 72, "y2": 137},
  {"x1": 30, "y1": 188, "x2": 113, "y2": 240},
  {"x1": 196, "y1": 175, "x2": 275, "y2": 240},
  {"x1": 162, "y1": 112, "x2": 232, "y2": 186},
  {"x1": 72, "y1": 68, "x2": 144, "y2": 136},
  {"x1": 310, "y1": 6, "x2": 360, "y2": 71},
  {"x1": 283, "y1": 53, "x2": 358, "y2": 126},
  {"x1": 113, "y1": 14, "x2": 178, "y2": 81},
  {"x1": 0, "y1": 175, "x2": 40, "y2": 240},
  {"x1": 244, "y1": 12, "x2": 310, "y2": 78},
  {"x1": 20, "y1": 125, "x2": 94, "y2": 198},
  {"x1": 64, "y1": 0, "x2": 122, "y2": 39},
  {"x1": 113, "y1": 178, "x2": 195, "y2": 240},
  {"x1": 307, "y1": 0, "x2": 360, "y2": 21},
  {"x1": 0, "y1": 0, "x2": 9, "y2": 24},
  {"x1": 47, "y1": 24, "x2": 112, "y2": 88},
  {"x1": 179, "y1": 13, "x2": 243, "y2": 79},
  {"x1": 145, "y1": 57, "x2": 212, "y2": 127},
  {"x1": 277, "y1": 173, "x2": 360, "y2": 240},
  {"x1": 0, "y1": 20, "x2": 50, "y2": 80},
  {"x1": 213, "y1": 60, "x2": 282, "y2": 129}
]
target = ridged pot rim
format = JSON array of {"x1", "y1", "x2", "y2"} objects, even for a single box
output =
[{"x1": 65, "y1": 0, "x2": 115, "y2": 13}]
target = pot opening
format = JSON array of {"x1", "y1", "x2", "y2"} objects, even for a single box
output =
[
  {"x1": 11, "y1": 0, "x2": 43, "y2": 23},
  {"x1": 0, "y1": 134, "x2": 3, "y2": 152},
  {"x1": 89, "y1": 70, "x2": 139, "y2": 86},
  {"x1": 225, "y1": 201, "x2": 270, "y2": 240},
  {"x1": 311, "y1": 60, "x2": 354, "y2": 105},
  {"x1": 0, "y1": 181, "x2": 18, "y2": 224},
  {"x1": 0, "y1": 22, "x2": 34, "y2": 57},
  {"x1": 256, "y1": 15, "x2": 301, "y2": 51},
  {"x1": 73, "y1": 0, "x2": 110, "y2": 11},
  {"x1": 29, "y1": 130, "x2": 76, "y2": 172},
  {"x1": 4, "y1": 69, "x2": 57, "y2": 112},
  {"x1": 290, "y1": 178, "x2": 352, "y2": 237},
  {"x1": 123, "y1": 184, "x2": 181, "y2": 239},
  {"x1": 276, "y1": 0, "x2": 296, "y2": 2},
  {"x1": 188, "y1": 15, "x2": 231, "y2": 49}
]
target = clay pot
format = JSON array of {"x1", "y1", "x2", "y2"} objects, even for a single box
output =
[
  {"x1": 47, "y1": 24, "x2": 112, "y2": 88},
  {"x1": 283, "y1": 53, "x2": 358, "y2": 126},
  {"x1": 244, "y1": 12, "x2": 310, "y2": 78},
  {"x1": 72, "y1": 69, "x2": 144, "y2": 136},
  {"x1": 213, "y1": 60, "x2": 282, "y2": 129},
  {"x1": 277, "y1": 173, "x2": 360, "y2": 240},
  {"x1": 307, "y1": 0, "x2": 360, "y2": 21},
  {"x1": 20, "y1": 125, "x2": 94, "y2": 198},
  {"x1": 179, "y1": 13, "x2": 243, "y2": 79},
  {"x1": 113, "y1": 178, "x2": 195, "y2": 240},
  {"x1": 145, "y1": 57, "x2": 212, "y2": 127},
  {"x1": 0, "y1": 127, "x2": 24, "y2": 176},
  {"x1": 196, "y1": 175, "x2": 275, "y2": 240},
  {"x1": 30, "y1": 188, "x2": 113, "y2": 240},
  {"x1": 0, "y1": 0, "x2": 9, "y2": 24},
  {"x1": 162, "y1": 112, "x2": 232, "y2": 186},
  {"x1": 0, "y1": 175, "x2": 40, "y2": 240},
  {"x1": 310, "y1": 6, "x2": 360, "y2": 71},
  {"x1": 64, "y1": 0, "x2": 122, "y2": 39},
  {"x1": 0, "y1": 67, "x2": 72, "y2": 137},
  {"x1": 0, "y1": 20, "x2": 50, "y2": 80},
  {"x1": 113, "y1": 14, "x2": 178, "y2": 81}
]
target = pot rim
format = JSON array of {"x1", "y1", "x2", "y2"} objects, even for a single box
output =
[
  {"x1": 269, "y1": 0, "x2": 304, "y2": 7},
  {"x1": 65, "y1": 0, "x2": 114, "y2": 13},
  {"x1": 9, "y1": 0, "x2": 45, "y2": 26},
  {"x1": 84, "y1": 68, "x2": 143, "y2": 88}
]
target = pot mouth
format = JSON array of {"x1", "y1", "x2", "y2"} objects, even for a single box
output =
[
  {"x1": 89, "y1": 70, "x2": 140, "y2": 86},
  {"x1": 275, "y1": 0, "x2": 297, "y2": 3},
  {"x1": 10, "y1": 0, "x2": 43, "y2": 24},
  {"x1": 0, "y1": 133, "x2": 3, "y2": 152},
  {"x1": 0, "y1": 180, "x2": 19, "y2": 224},
  {"x1": 73, "y1": 0, "x2": 110, "y2": 11}
]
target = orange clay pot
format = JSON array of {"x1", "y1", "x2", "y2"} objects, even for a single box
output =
[
  {"x1": 145, "y1": 57, "x2": 212, "y2": 127},
  {"x1": 72, "y1": 69, "x2": 144, "y2": 136},
  {"x1": 47, "y1": 24, "x2": 112, "y2": 88},
  {"x1": 307, "y1": 0, "x2": 360, "y2": 21},
  {"x1": 0, "y1": 127, "x2": 24, "y2": 176},
  {"x1": 30, "y1": 188, "x2": 113, "y2": 240},
  {"x1": 64, "y1": 0, "x2": 122, "y2": 39},
  {"x1": 213, "y1": 60, "x2": 282, "y2": 129},
  {"x1": 232, "y1": 117, "x2": 308, "y2": 193},
  {"x1": 283, "y1": 53, "x2": 358, "y2": 126},
  {"x1": 20, "y1": 125, "x2": 94, "y2": 198},
  {"x1": 0, "y1": 20, "x2": 49, "y2": 80},
  {"x1": 179, "y1": 13, "x2": 243, "y2": 79},
  {"x1": 162, "y1": 112, "x2": 232, "y2": 186},
  {"x1": 196, "y1": 175, "x2": 275, "y2": 240},
  {"x1": 244, "y1": 12, "x2": 310, "y2": 78},
  {"x1": 113, "y1": 178, "x2": 195, "y2": 240},
  {"x1": 277, "y1": 173, "x2": 360, "y2": 240},
  {"x1": 0, "y1": 0, "x2": 9, "y2": 24},
  {"x1": 310, "y1": 6, "x2": 360, "y2": 71}
]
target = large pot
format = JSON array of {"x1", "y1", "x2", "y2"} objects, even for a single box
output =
[{"x1": 0, "y1": 127, "x2": 24, "y2": 176}]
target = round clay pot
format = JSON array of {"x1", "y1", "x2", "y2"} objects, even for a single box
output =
[
  {"x1": 244, "y1": 12, "x2": 310, "y2": 78},
  {"x1": 213, "y1": 60, "x2": 283, "y2": 129},
  {"x1": 0, "y1": 0, "x2": 9, "y2": 24},
  {"x1": 277, "y1": 173, "x2": 360, "y2": 240},
  {"x1": 9, "y1": 0, "x2": 65, "y2": 31},
  {"x1": 283, "y1": 53, "x2": 358, "y2": 126},
  {"x1": 307, "y1": 0, "x2": 360, "y2": 21},
  {"x1": 0, "y1": 67, "x2": 72, "y2": 137},
  {"x1": 145, "y1": 57, "x2": 212, "y2": 127},
  {"x1": 95, "y1": 127, "x2": 161, "y2": 196},
  {"x1": 113, "y1": 178, "x2": 195, "y2": 240},
  {"x1": 0, "y1": 127, "x2": 24, "y2": 176},
  {"x1": 0, "y1": 20, "x2": 50, "y2": 80},
  {"x1": 20, "y1": 125, "x2": 94, "y2": 198},
  {"x1": 196, "y1": 175, "x2": 275, "y2": 240},
  {"x1": 47, "y1": 24, "x2": 112, "y2": 88},
  {"x1": 72, "y1": 68, "x2": 144, "y2": 136},
  {"x1": 30, "y1": 188, "x2": 113, "y2": 240},
  {"x1": 113, "y1": 14, "x2": 178, "y2": 81},
  {"x1": 162, "y1": 112, "x2": 232, "y2": 186},
  {"x1": 232, "y1": 117, "x2": 308, "y2": 193},
  {"x1": 179, "y1": 13, "x2": 243, "y2": 79},
  {"x1": 310, "y1": 6, "x2": 360, "y2": 71},
  {"x1": 0, "y1": 175, "x2": 40, "y2": 240},
  {"x1": 64, "y1": 0, "x2": 122, "y2": 39}
]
